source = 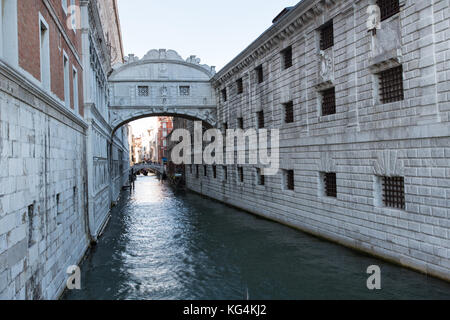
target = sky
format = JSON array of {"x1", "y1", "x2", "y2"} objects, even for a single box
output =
[{"x1": 118, "y1": 0, "x2": 298, "y2": 135}]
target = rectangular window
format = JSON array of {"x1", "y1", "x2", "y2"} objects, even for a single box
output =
[
  {"x1": 281, "y1": 46, "x2": 292, "y2": 70},
  {"x1": 379, "y1": 66, "x2": 404, "y2": 104},
  {"x1": 285, "y1": 170, "x2": 295, "y2": 190},
  {"x1": 138, "y1": 86, "x2": 149, "y2": 96},
  {"x1": 320, "y1": 20, "x2": 334, "y2": 50},
  {"x1": 63, "y1": 53, "x2": 70, "y2": 108},
  {"x1": 163, "y1": 139, "x2": 167, "y2": 147},
  {"x1": 180, "y1": 86, "x2": 190, "y2": 96},
  {"x1": 28, "y1": 204, "x2": 34, "y2": 248},
  {"x1": 382, "y1": 176, "x2": 405, "y2": 209},
  {"x1": 213, "y1": 166, "x2": 217, "y2": 179},
  {"x1": 40, "y1": 17, "x2": 50, "y2": 90},
  {"x1": 196, "y1": 165, "x2": 199, "y2": 179},
  {"x1": 73, "y1": 186, "x2": 77, "y2": 214},
  {"x1": 324, "y1": 172, "x2": 337, "y2": 198},
  {"x1": 257, "y1": 111, "x2": 264, "y2": 129},
  {"x1": 284, "y1": 101, "x2": 294, "y2": 123},
  {"x1": 190, "y1": 165, "x2": 193, "y2": 174},
  {"x1": 221, "y1": 88, "x2": 227, "y2": 102},
  {"x1": 223, "y1": 166, "x2": 228, "y2": 181},
  {"x1": 56, "y1": 193, "x2": 62, "y2": 216},
  {"x1": 163, "y1": 122, "x2": 167, "y2": 129},
  {"x1": 321, "y1": 87, "x2": 336, "y2": 116},
  {"x1": 70, "y1": 0, "x2": 76, "y2": 31},
  {"x1": 255, "y1": 65, "x2": 264, "y2": 83},
  {"x1": 223, "y1": 122, "x2": 228, "y2": 131},
  {"x1": 377, "y1": 0, "x2": 400, "y2": 21},
  {"x1": 238, "y1": 167, "x2": 244, "y2": 183},
  {"x1": 237, "y1": 117, "x2": 244, "y2": 129},
  {"x1": 236, "y1": 78, "x2": 243, "y2": 94},
  {"x1": 257, "y1": 168, "x2": 265, "y2": 186},
  {"x1": 72, "y1": 67, "x2": 78, "y2": 113},
  {"x1": 62, "y1": 0, "x2": 68, "y2": 14},
  {"x1": 0, "y1": 0, "x2": 18, "y2": 65},
  {"x1": 204, "y1": 165, "x2": 207, "y2": 177}
]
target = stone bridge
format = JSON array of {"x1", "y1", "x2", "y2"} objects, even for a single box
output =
[
  {"x1": 108, "y1": 49, "x2": 217, "y2": 134},
  {"x1": 132, "y1": 163, "x2": 165, "y2": 175}
]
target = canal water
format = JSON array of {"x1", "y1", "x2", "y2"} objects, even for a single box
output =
[{"x1": 64, "y1": 175, "x2": 450, "y2": 300}]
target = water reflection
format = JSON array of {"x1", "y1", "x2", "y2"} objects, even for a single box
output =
[{"x1": 64, "y1": 175, "x2": 450, "y2": 300}]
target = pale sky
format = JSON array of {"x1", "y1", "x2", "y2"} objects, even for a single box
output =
[{"x1": 118, "y1": 0, "x2": 298, "y2": 135}]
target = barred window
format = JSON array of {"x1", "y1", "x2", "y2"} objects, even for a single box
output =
[
  {"x1": 236, "y1": 78, "x2": 243, "y2": 94},
  {"x1": 379, "y1": 66, "x2": 404, "y2": 104},
  {"x1": 284, "y1": 101, "x2": 294, "y2": 123},
  {"x1": 238, "y1": 167, "x2": 244, "y2": 183},
  {"x1": 138, "y1": 86, "x2": 149, "y2": 96},
  {"x1": 257, "y1": 111, "x2": 265, "y2": 129},
  {"x1": 221, "y1": 88, "x2": 227, "y2": 102},
  {"x1": 377, "y1": 0, "x2": 400, "y2": 21},
  {"x1": 382, "y1": 176, "x2": 405, "y2": 209},
  {"x1": 237, "y1": 117, "x2": 244, "y2": 129},
  {"x1": 213, "y1": 166, "x2": 217, "y2": 179},
  {"x1": 255, "y1": 65, "x2": 264, "y2": 83},
  {"x1": 320, "y1": 21, "x2": 334, "y2": 50},
  {"x1": 257, "y1": 168, "x2": 265, "y2": 186},
  {"x1": 324, "y1": 172, "x2": 337, "y2": 198},
  {"x1": 321, "y1": 87, "x2": 336, "y2": 116},
  {"x1": 285, "y1": 170, "x2": 294, "y2": 190},
  {"x1": 281, "y1": 46, "x2": 293, "y2": 70}
]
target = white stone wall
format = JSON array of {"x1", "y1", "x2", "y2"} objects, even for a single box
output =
[
  {"x1": 186, "y1": 0, "x2": 450, "y2": 281},
  {"x1": 0, "y1": 67, "x2": 90, "y2": 299}
]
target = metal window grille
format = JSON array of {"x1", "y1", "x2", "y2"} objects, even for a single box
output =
[
  {"x1": 320, "y1": 21, "x2": 334, "y2": 50},
  {"x1": 322, "y1": 87, "x2": 336, "y2": 116},
  {"x1": 382, "y1": 176, "x2": 405, "y2": 209},
  {"x1": 257, "y1": 168, "x2": 265, "y2": 186},
  {"x1": 221, "y1": 88, "x2": 227, "y2": 102},
  {"x1": 286, "y1": 170, "x2": 294, "y2": 190},
  {"x1": 237, "y1": 78, "x2": 243, "y2": 94},
  {"x1": 284, "y1": 101, "x2": 294, "y2": 123},
  {"x1": 257, "y1": 111, "x2": 265, "y2": 129},
  {"x1": 324, "y1": 172, "x2": 337, "y2": 198},
  {"x1": 239, "y1": 167, "x2": 244, "y2": 183},
  {"x1": 138, "y1": 86, "x2": 149, "y2": 96},
  {"x1": 379, "y1": 66, "x2": 404, "y2": 104},
  {"x1": 377, "y1": 0, "x2": 400, "y2": 21},
  {"x1": 256, "y1": 65, "x2": 264, "y2": 83},
  {"x1": 281, "y1": 46, "x2": 293, "y2": 69}
]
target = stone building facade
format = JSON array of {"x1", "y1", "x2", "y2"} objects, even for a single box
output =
[
  {"x1": 0, "y1": 0, "x2": 129, "y2": 299},
  {"x1": 186, "y1": 0, "x2": 450, "y2": 281}
]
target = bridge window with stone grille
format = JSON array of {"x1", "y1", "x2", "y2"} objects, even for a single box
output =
[
  {"x1": 320, "y1": 20, "x2": 334, "y2": 50},
  {"x1": 377, "y1": 0, "x2": 400, "y2": 21},
  {"x1": 255, "y1": 65, "x2": 264, "y2": 83},
  {"x1": 382, "y1": 176, "x2": 405, "y2": 209},
  {"x1": 321, "y1": 87, "x2": 336, "y2": 116},
  {"x1": 138, "y1": 86, "x2": 149, "y2": 97},
  {"x1": 378, "y1": 66, "x2": 404, "y2": 104},
  {"x1": 284, "y1": 101, "x2": 294, "y2": 123},
  {"x1": 236, "y1": 78, "x2": 243, "y2": 94},
  {"x1": 323, "y1": 172, "x2": 337, "y2": 198},
  {"x1": 179, "y1": 86, "x2": 190, "y2": 96},
  {"x1": 257, "y1": 111, "x2": 265, "y2": 129},
  {"x1": 281, "y1": 46, "x2": 293, "y2": 70}
]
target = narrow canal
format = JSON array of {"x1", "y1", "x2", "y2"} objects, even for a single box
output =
[{"x1": 64, "y1": 175, "x2": 450, "y2": 300}]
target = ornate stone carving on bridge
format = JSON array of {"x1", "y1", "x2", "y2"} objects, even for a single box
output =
[{"x1": 108, "y1": 49, "x2": 217, "y2": 131}]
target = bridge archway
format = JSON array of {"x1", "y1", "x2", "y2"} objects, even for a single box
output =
[{"x1": 108, "y1": 49, "x2": 217, "y2": 134}]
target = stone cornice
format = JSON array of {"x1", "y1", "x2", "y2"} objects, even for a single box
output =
[
  {"x1": 0, "y1": 60, "x2": 88, "y2": 132},
  {"x1": 212, "y1": 0, "x2": 338, "y2": 87}
]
